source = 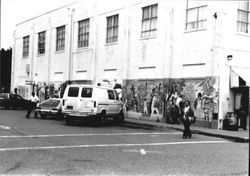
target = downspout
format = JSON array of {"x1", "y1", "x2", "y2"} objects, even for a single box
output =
[
  {"x1": 48, "y1": 17, "x2": 52, "y2": 85},
  {"x1": 68, "y1": 8, "x2": 75, "y2": 81},
  {"x1": 11, "y1": 30, "x2": 16, "y2": 93},
  {"x1": 31, "y1": 23, "x2": 35, "y2": 93}
]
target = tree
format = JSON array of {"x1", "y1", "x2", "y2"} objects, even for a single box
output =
[{"x1": 0, "y1": 48, "x2": 12, "y2": 93}]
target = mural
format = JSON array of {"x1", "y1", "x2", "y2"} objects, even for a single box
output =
[{"x1": 123, "y1": 77, "x2": 219, "y2": 123}]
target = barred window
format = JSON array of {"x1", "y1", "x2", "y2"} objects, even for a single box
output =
[
  {"x1": 56, "y1": 25, "x2": 65, "y2": 51},
  {"x1": 78, "y1": 19, "x2": 89, "y2": 48},
  {"x1": 23, "y1": 36, "x2": 29, "y2": 57},
  {"x1": 106, "y1": 14, "x2": 119, "y2": 43},
  {"x1": 186, "y1": 0, "x2": 207, "y2": 30},
  {"x1": 141, "y1": 4, "x2": 158, "y2": 38},
  {"x1": 237, "y1": 1, "x2": 250, "y2": 33},
  {"x1": 38, "y1": 31, "x2": 46, "y2": 54}
]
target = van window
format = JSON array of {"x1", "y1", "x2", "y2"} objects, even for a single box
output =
[
  {"x1": 68, "y1": 87, "x2": 79, "y2": 97},
  {"x1": 81, "y1": 88, "x2": 92, "y2": 98},
  {"x1": 107, "y1": 90, "x2": 115, "y2": 100}
]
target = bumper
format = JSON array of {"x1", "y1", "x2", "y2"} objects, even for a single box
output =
[
  {"x1": 35, "y1": 109, "x2": 62, "y2": 115},
  {"x1": 63, "y1": 111, "x2": 98, "y2": 117}
]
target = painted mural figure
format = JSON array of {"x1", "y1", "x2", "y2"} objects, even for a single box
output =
[
  {"x1": 151, "y1": 96, "x2": 159, "y2": 114},
  {"x1": 203, "y1": 95, "x2": 212, "y2": 121},
  {"x1": 194, "y1": 92, "x2": 204, "y2": 119}
]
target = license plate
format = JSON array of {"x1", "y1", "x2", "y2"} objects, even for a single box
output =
[{"x1": 67, "y1": 106, "x2": 73, "y2": 109}]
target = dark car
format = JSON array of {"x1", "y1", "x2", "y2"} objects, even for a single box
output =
[
  {"x1": 0, "y1": 93, "x2": 29, "y2": 109},
  {"x1": 35, "y1": 98, "x2": 64, "y2": 119}
]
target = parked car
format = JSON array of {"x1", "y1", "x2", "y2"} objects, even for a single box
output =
[
  {"x1": 0, "y1": 93, "x2": 29, "y2": 109},
  {"x1": 35, "y1": 98, "x2": 64, "y2": 119},
  {"x1": 62, "y1": 84, "x2": 124, "y2": 125}
]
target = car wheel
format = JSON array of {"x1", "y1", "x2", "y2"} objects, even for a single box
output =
[
  {"x1": 114, "y1": 111, "x2": 124, "y2": 125},
  {"x1": 40, "y1": 113, "x2": 47, "y2": 119},
  {"x1": 98, "y1": 111, "x2": 106, "y2": 126},
  {"x1": 65, "y1": 115, "x2": 74, "y2": 125},
  {"x1": 56, "y1": 112, "x2": 63, "y2": 120}
]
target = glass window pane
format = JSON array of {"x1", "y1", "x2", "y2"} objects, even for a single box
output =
[
  {"x1": 68, "y1": 87, "x2": 79, "y2": 97},
  {"x1": 238, "y1": 2, "x2": 249, "y2": 10},
  {"x1": 187, "y1": 8, "x2": 197, "y2": 22},
  {"x1": 81, "y1": 88, "x2": 92, "y2": 98},
  {"x1": 143, "y1": 7, "x2": 150, "y2": 19},
  {"x1": 151, "y1": 4, "x2": 158, "y2": 18}
]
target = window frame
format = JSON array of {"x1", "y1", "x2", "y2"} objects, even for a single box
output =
[
  {"x1": 141, "y1": 3, "x2": 158, "y2": 38},
  {"x1": 237, "y1": 1, "x2": 250, "y2": 34},
  {"x1": 23, "y1": 36, "x2": 29, "y2": 57},
  {"x1": 106, "y1": 14, "x2": 119, "y2": 43},
  {"x1": 78, "y1": 19, "x2": 90, "y2": 48},
  {"x1": 56, "y1": 25, "x2": 65, "y2": 52},
  {"x1": 185, "y1": 1, "x2": 207, "y2": 30},
  {"x1": 38, "y1": 31, "x2": 46, "y2": 55}
]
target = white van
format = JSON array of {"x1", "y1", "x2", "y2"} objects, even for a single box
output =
[{"x1": 62, "y1": 84, "x2": 124, "y2": 125}]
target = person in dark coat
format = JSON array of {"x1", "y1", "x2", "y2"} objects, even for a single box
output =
[{"x1": 182, "y1": 100, "x2": 195, "y2": 138}]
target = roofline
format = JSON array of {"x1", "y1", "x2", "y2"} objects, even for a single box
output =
[{"x1": 16, "y1": 0, "x2": 81, "y2": 26}]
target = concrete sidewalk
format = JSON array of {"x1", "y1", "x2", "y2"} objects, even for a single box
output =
[{"x1": 125, "y1": 117, "x2": 249, "y2": 143}]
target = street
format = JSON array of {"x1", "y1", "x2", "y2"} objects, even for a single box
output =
[{"x1": 0, "y1": 110, "x2": 248, "y2": 175}]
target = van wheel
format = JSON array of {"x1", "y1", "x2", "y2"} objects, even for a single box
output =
[
  {"x1": 40, "y1": 113, "x2": 46, "y2": 119},
  {"x1": 115, "y1": 111, "x2": 124, "y2": 125},
  {"x1": 98, "y1": 111, "x2": 106, "y2": 126},
  {"x1": 65, "y1": 115, "x2": 74, "y2": 125}
]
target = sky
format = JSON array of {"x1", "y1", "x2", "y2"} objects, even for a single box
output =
[{"x1": 1, "y1": 0, "x2": 79, "y2": 49}]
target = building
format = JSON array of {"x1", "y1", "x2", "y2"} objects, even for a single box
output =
[{"x1": 11, "y1": 0, "x2": 250, "y2": 129}]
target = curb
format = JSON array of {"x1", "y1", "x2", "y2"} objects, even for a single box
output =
[{"x1": 124, "y1": 119, "x2": 249, "y2": 143}]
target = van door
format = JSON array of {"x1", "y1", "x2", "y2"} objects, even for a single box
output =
[
  {"x1": 79, "y1": 87, "x2": 94, "y2": 113},
  {"x1": 64, "y1": 87, "x2": 79, "y2": 111},
  {"x1": 107, "y1": 89, "x2": 120, "y2": 115}
]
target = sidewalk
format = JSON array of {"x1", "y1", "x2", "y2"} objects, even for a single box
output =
[{"x1": 124, "y1": 117, "x2": 249, "y2": 143}]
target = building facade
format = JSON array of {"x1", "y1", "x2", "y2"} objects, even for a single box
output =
[{"x1": 11, "y1": 0, "x2": 250, "y2": 129}]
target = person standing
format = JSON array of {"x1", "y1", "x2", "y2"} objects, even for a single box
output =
[
  {"x1": 26, "y1": 92, "x2": 39, "y2": 118},
  {"x1": 182, "y1": 100, "x2": 195, "y2": 139}
]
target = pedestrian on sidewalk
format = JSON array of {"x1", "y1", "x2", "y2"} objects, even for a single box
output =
[
  {"x1": 26, "y1": 92, "x2": 39, "y2": 118},
  {"x1": 182, "y1": 100, "x2": 195, "y2": 139}
]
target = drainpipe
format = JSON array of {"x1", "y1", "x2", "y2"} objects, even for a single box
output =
[
  {"x1": 48, "y1": 17, "x2": 52, "y2": 85},
  {"x1": 11, "y1": 30, "x2": 16, "y2": 93},
  {"x1": 68, "y1": 8, "x2": 75, "y2": 81},
  {"x1": 31, "y1": 23, "x2": 36, "y2": 93}
]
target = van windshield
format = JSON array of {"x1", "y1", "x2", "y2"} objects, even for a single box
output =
[
  {"x1": 68, "y1": 87, "x2": 79, "y2": 97},
  {"x1": 81, "y1": 88, "x2": 93, "y2": 98}
]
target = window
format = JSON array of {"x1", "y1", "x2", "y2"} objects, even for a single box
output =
[
  {"x1": 237, "y1": 1, "x2": 250, "y2": 33},
  {"x1": 68, "y1": 87, "x2": 79, "y2": 97},
  {"x1": 56, "y1": 25, "x2": 65, "y2": 51},
  {"x1": 23, "y1": 36, "x2": 29, "y2": 57},
  {"x1": 81, "y1": 88, "x2": 93, "y2": 98},
  {"x1": 107, "y1": 90, "x2": 115, "y2": 100},
  {"x1": 38, "y1": 31, "x2": 46, "y2": 54},
  {"x1": 141, "y1": 4, "x2": 158, "y2": 38},
  {"x1": 185, "y1": 1, "x2": 207, "y2": 30},
  {"x1": 106, "y1": 14, "x2": 119, "y2": 43},
  {"x1": 78, "y1": 19, "x2": 89, "y2": 48}
]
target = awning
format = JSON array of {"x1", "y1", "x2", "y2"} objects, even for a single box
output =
[{"x1": 231, "y1": 67, "x2": 250, "y2": 87}]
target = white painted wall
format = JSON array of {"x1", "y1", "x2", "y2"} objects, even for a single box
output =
[{"x1": 12, "y1": 0, "x2": 250, "y2": 123}]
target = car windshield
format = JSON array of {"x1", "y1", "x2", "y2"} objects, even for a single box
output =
[
  {"x1": 40, "y1": 99, "x2": 61, "y2": 107},
  {"x1": 0, "y1": 93, "x2": 9, "y2": 99}
]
